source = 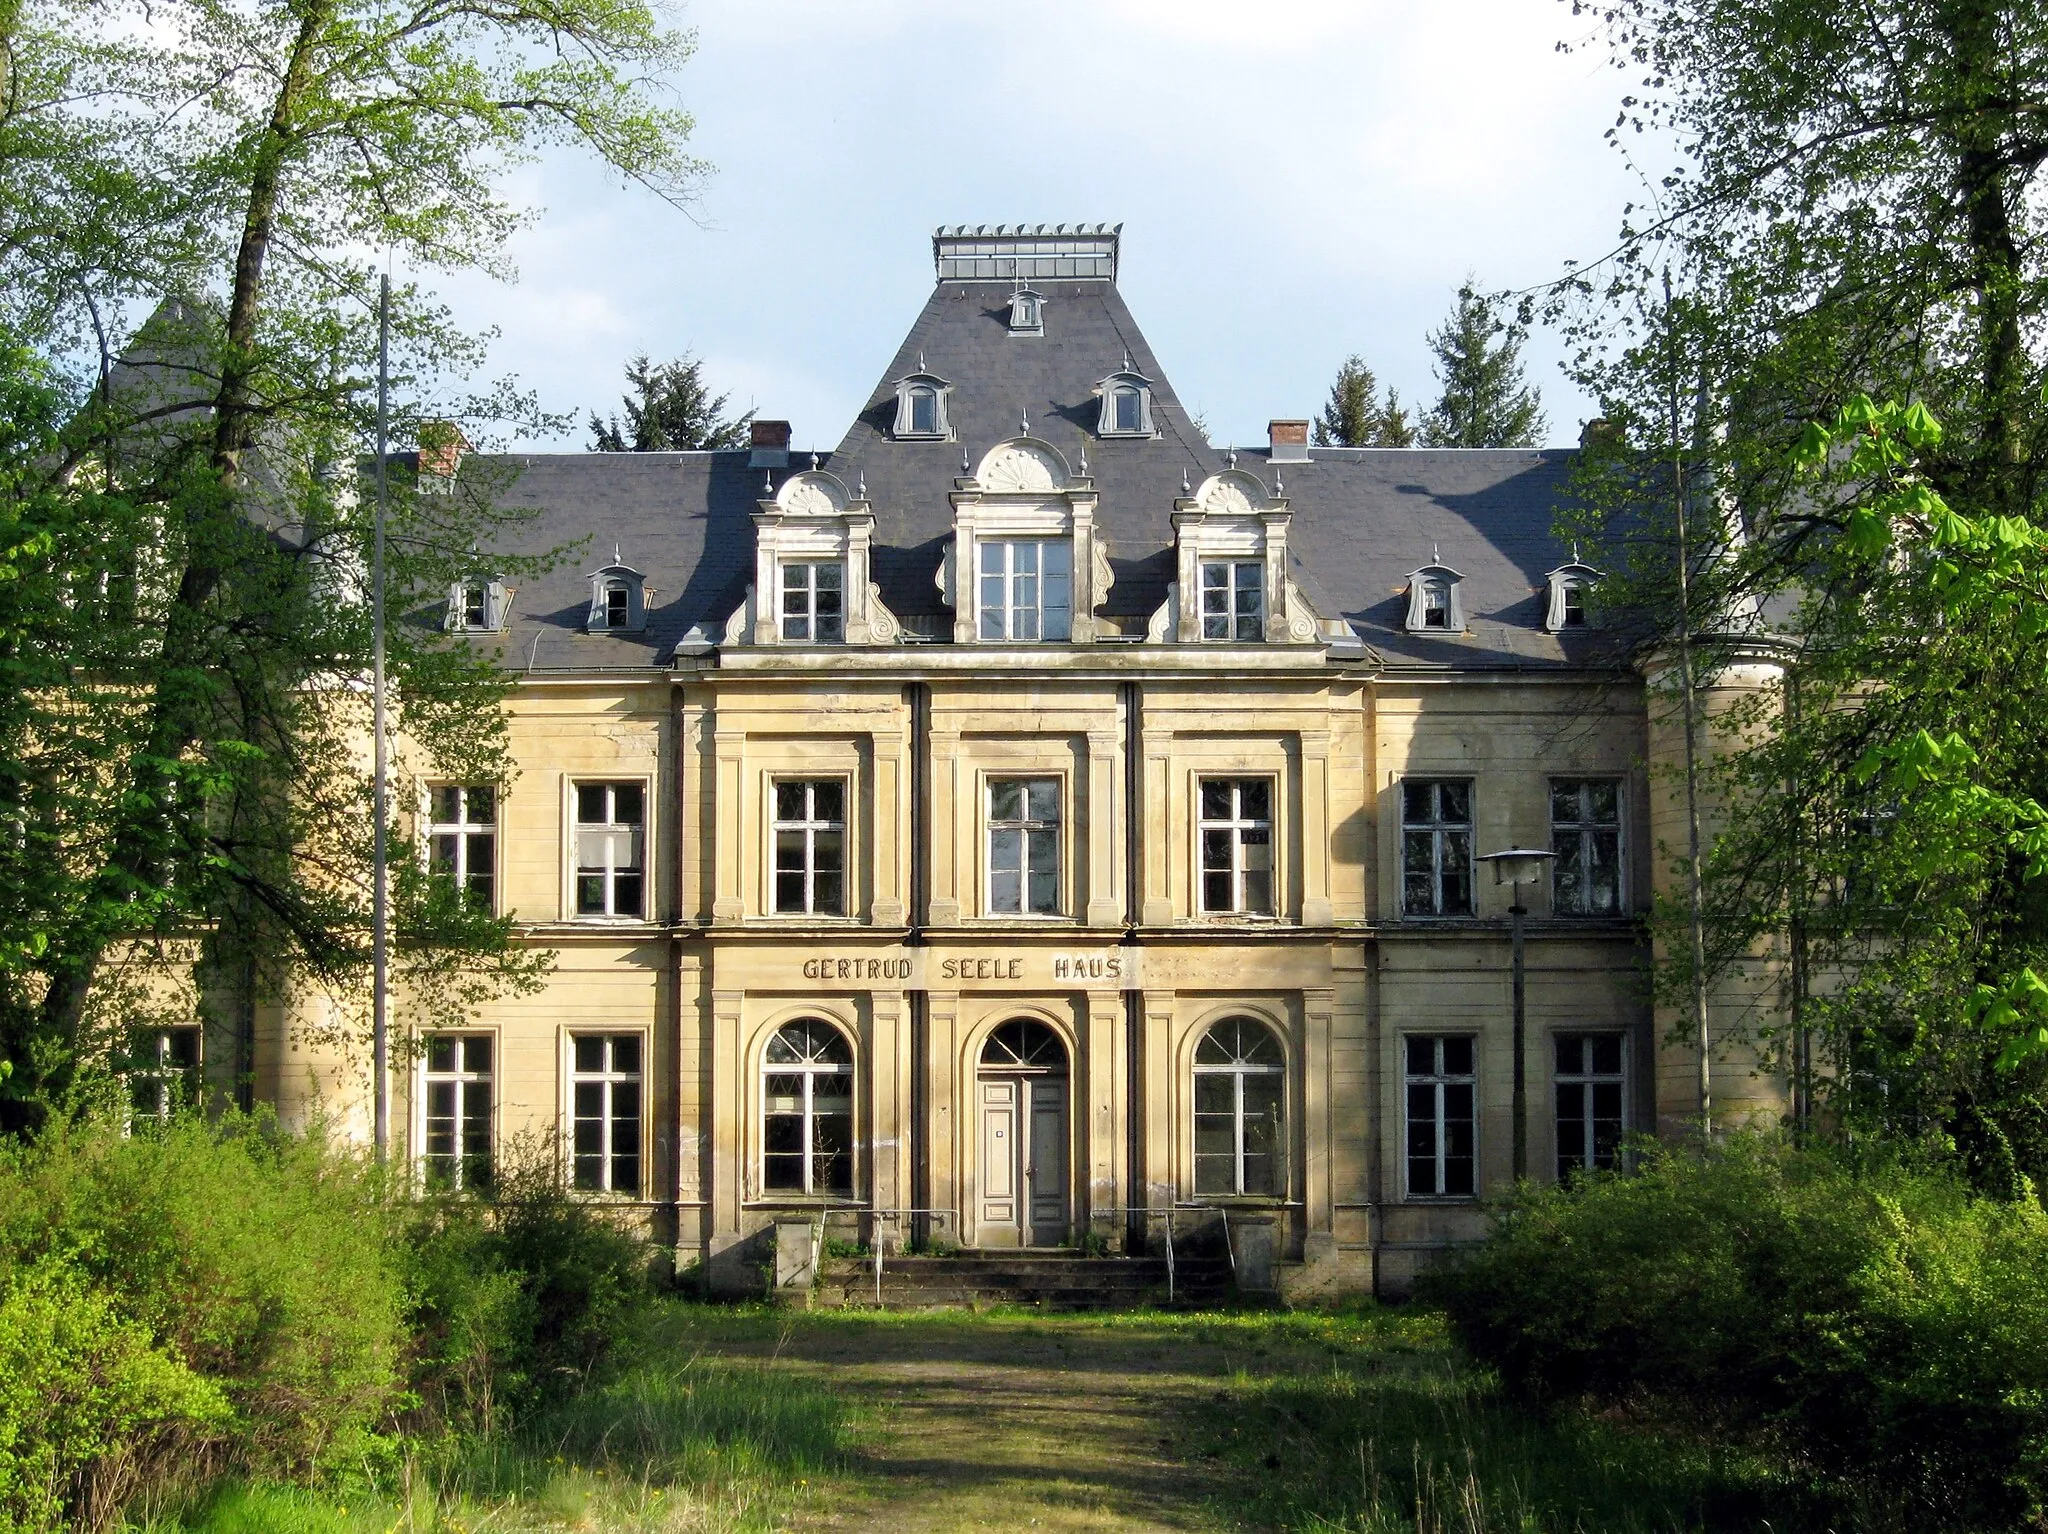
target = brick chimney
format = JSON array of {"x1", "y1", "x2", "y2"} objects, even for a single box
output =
[
  {"x1": 416, "y1": 421, "x2": 470, "y2": 480},
  {"x1": 1580, "y1": 417, "x2": 1623, "y2": 450},
  {"x1": 748, "y1": 419, "x2": 791, "y2": 469},
  {"x1": 1268, "y1": 419, "x2": 1311, "y2": 464}
]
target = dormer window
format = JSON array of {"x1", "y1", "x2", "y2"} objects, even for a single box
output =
[
  {"x1": 445, "y1": 576, "x2": 509, "y2": 633},
  {"x1": 585, "y1": 557, "x2": 647, "y2": 633},
  {"x1": 781, "y1": 561, "x2": 845, "y2": 642},
  {"x1": 979, "y1": 539, "x2": 1072, "y2": 642},
  {"x1": 1544, "y1": 561, "x2": 1603, "y2": 632},
  {"x1": 1007, "y1": 285, "x2": 1044, "y2": 336},
  {"x1": 1200, "y1": 561, "x2": 1263, "y2": 640},
  {"x1": 893, "y1": 369, "x2": 953, "y2": 440},
  {"x1": 1095, "y1": 369, "x2": 1155, "y2": 438},
  {"x1": 1403, "y1": 563, "x2": 1466, "y2": 633}
]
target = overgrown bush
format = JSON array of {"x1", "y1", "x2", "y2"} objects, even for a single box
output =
[{"x1": 1425, "y1": 1135, "x2": 2048, "y2": 1529}]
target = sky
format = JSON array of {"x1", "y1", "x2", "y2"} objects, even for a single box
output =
[{"x1": 429, "y1": 0, "x2": 1657, "y2": 454}]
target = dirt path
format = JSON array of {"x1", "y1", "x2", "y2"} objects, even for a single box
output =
[{"x1": 681, "y1": 1313, "x2": 1304, "y2": 1532}]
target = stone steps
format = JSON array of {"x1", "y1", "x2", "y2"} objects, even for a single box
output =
[{"x1": 811, "y1": 1252, "x2": 1240, "y2": 1310}]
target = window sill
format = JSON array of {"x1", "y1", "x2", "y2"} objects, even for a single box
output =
[{"x1": 1400, "y1": 1196, "x2": 1480, "y2": 1207}]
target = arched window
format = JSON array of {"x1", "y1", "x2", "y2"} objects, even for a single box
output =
[
  {"x1": 1193, "y1": 1018, "x2": 1285, "y2": 1196},
  {"x1": 1113, "y1": 386, "x2": 1142, "y2": 434},
  {"x1": 604, "y1": 580, "x2": 630, "y2": 628},
  {"x1": 762, "y1": 1019, "x2": 853, "y2": 1195},
  {"x1": 909, "y1": 386, "x2": 938, "y2": 436},
  {"x1": 980, "y1": 1018, "x2": 1067, "y2": 1071}
]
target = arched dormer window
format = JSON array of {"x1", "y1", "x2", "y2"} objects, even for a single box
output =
[
  {"x1": 586, "y1": 556, "x2": 647, "y2": 633},
  {"x1": 1404, "y1": 563, "x2": 1466, "y2": 633},
  {"x1": 1095, "y1": 369, "x2": 1155, "y2": 438},
  {"x1": 445, "y1": 577, "x2": 509, "y2": 633},
  {"x1": 1544, "y1": 560, "x2": 1603, "y2": 631},
  {"x1": 1007, "y1": 284, "x2": 1044, "y2": 336},
  {"x1": 892, "y1": 369, "x2": 953, "y2": 440}
]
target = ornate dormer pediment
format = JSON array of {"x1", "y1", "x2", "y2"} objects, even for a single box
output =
[
  {"x1": 725, "y1": 467, "x2": 900, "y2": 647},
  {"x1": 939, "y1": 436, "x2": 1115, "y2": 644},
  {"x1": 1152, "y1": 465, "x2": 1325, "y2": 645}
]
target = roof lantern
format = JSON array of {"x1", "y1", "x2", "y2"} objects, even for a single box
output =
[{"x1": 933, "y1": 222, "x2": 1121, "y2": 282}]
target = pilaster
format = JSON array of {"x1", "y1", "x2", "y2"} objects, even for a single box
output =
[
  {"x1": 870, "y1": 728, "x2": 908, "y2": 925},
  {"x1": 1085, "y1": 729, "x2": 1122, "y2": 927},
  {"x1": 928, "y1": 727, "x2": 962, "y2": 925},
  {"x1": 1300, "y1": 728, "x2": 1333, "y2": 926},
  {"x1": 711, "y1": 724, "x2": 744, "y2": 924},
  {"x1": 1084, "y1": 989, "x2": 1126, "y2": 1227}
]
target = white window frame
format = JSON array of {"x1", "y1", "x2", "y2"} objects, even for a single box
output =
[
  {"x1": 603, "y1": 580, "x2": 630, "y2": 628},
  {"x1": 567, "y1": 1030, "x2": 645, "y2": 1197},
  {"x1": 985, "y1": 776, "x2": 1062, "y2": 916},
  {"x1": 569, "y1": 778, "x2": 649, "y2": 921},
  {"x1": 1192, "y1": 1017, "x2": 1287, "y2": 1198},
  {"x1": 759, "y1": 1018, "x2": 856, "y2": 1198},
  {"x1": 1199, "y1": 560, "x2": 1265, "y2": 642},
  {"x1": 779, "y1": 560, "x2": 845, "y2": 643},
  {"x1": 418, "y1": 1030, "x2": 495, "y2": 1191},
  {"x1": 1403, "y1": 1033, "x2": 1477, "y2": 1200},
  {"x1": 1553, "y1": 1031, "x2": 1629, "y2": 1179},
  {"x1": 1197, "y1": 777, "x2": 1276, "y2": 916},
  {"x1": 977, "y1": 538, "x2": 1073, "y2": 642},
  {"x1": 426, "y1": 783, "x2": 497, "y2": 912},
  {"x1": 1400, "y1": 779, "x2": 1475, "y2": 917},
  {"x1": 1550, "y1": 778, "x2": 1624, "y2": 917},
  {"x1": 771, "y1": 777, "x2": 848, "y2": 916},
  {"x1": 129, "y1": 1025, "x2": 201, "y2": 1122}
]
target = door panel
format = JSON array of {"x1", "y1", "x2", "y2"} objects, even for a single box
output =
[
  {"x1": 1028, "y1": 1079, "x2": 1068, "y2": 1245},
  {"x1": 978, "y1": 1080, "x2": 1019, "y2": 1246}
]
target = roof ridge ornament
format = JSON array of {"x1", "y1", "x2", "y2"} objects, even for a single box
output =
[
  {"x1": 1181, "y1": 468, "x2": 1192, "y2": 495},
  {"x1": 857, "y1": 469, "x2": 867, "y2": 499},
  {"x1": 1432, "y1": 541, "x2": 1441, "y2": 566},
  {"x1": 1078, "y1": 445, "x2": 1089, "y2": 477},
  {"x1": 613, "y1": 543, "x2": 621, "y2": 566},
  {"x1": 811, "y1": 451, "x2": 820, "y2": 471},
  {"x1": 1274, "y1": 468, "x2": 1284, "y2": 495},
  {"x1": 1226, "y1": 445, "x2": 1237, "y2": 468},
  {"x1": 762, "y1": 470, "x2": 773, "y2": 495},
  {"x1": 961, "y1": 447, "x2": 971, "y2": 473},
  {"x1": 917, "y1": 348, "x2": 926, "y2": 372},
  {"x1": 1021, "y1": 407, "x2": 1030, "y2": 435}
]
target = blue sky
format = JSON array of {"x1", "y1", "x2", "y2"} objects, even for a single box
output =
[{"x1": 432, "y1": 0, "x2": 1653, "y2": 452}]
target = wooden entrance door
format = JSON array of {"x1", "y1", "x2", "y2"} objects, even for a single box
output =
[{"x1": 975, "y1": 1020, "x2": 1070, "y2": 1247}]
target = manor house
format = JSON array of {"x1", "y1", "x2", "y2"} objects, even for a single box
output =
[{"x1": 252, "y1": 224, "x2": 1783, "y2": 1296}]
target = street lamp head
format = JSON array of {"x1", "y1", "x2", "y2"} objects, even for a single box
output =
[{"x1": 1477, "y1": 846, "x2": 1557, "y2": 887}]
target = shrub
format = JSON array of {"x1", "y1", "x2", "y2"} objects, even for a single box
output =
[
  {"x1": 1425, "y1": 1135, "x2": 2048, "y2": 1529},
  {"x1": 0, "y1": 1257, "x2": 229, "y2": 1532}
]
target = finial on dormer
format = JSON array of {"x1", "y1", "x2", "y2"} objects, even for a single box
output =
[
  {"x1": 917, "y1": 348, "x2": 926, "y2": 372},
  {"x1": 1573, "y1": 541, "x2": 1582, "y2": 564},
  {"x1": 961, "y1": 447, "x2": 971, "y2": 474},
  {"x1": 1181, "y1": 468, "x2": 1192, "y2": 495},
  {"x1": 1432, "y1": 541, "x2": 1441, "y2": 566},
  {"x1": 1121, "y1": 348, "x2": 1132, "y2": 373},
  {"x1": 763, "y1": 470, "x2": 773, "y2": 495},
  {"x1": 1021, "y1": 407, "x2": 1030, "y2": 436},
  {"x1": 1274, "y1": 469, "x2": 1285, "y2": 495},
  {"x1": 613, "y1": 543, "x2": 620, "y2": 567},
  {"x1": 1078, "y1": 447, "x2": 1089, "y2": 477},
  {"x1": 810, "y1": 451, "x2": 820, "y2": 471},
  {"x1": 858, "y1": 470, "x2": 867, "y2": 499},
  {"x1": 1226, "y1": 445, "x2": 1237, "y2": 468}
]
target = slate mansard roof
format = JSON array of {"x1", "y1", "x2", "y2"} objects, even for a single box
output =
[{"x1": 454, "y1": 228, "x2": 1603, "y2": 673}]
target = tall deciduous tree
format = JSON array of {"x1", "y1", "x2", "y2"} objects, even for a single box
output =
[
  {"x1": 1421, "y1": 284, "x2": 1547, "y2": 448},
  {"x1": 590, "y1": 354, "x2": 752, "y2": 452},
  {"x1": 1555, "y1": 0, "x2": 2048, "y2": 1181},
  {"x1": 0, "y1": 0, "x2": 705, "y2": 1127}
]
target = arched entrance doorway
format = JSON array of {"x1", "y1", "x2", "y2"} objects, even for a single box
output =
[{"x1": 976, "y1": 1019, "x2": 1070, "y2": 1247}]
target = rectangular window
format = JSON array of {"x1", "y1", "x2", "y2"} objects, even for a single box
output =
[
  {"x1": 773, "y1": 779, "x2": 846, "y2": 915},
  {"x1": 575, "y1": 782, "x2": 645, "y2": 918},
  {"x1": 987, "y1": 778, "x2": 1060, "y2": 915},
  {"x1": 1199, "y1": 561, "x2": 1264, "y2": 641},
  {"x1": 1199, "y1": 778, "x2": 1274, "y2": 915},
  {"x1": 428, "y1": 785, "x2": 496, "y2": 911},
  {"x1": 129, "y1": 1025, "x2": 201, "y2": 1121},
  {"x1": 423, "y1": 1033, "x2": 493, "y2": 1190},
  {"x1": 978, "y1": 539, "x2": 1072, "y2": 642},
  {"x1": 1422, "y1": 580, "x2": 1451, "y2": 627},
  {"x1": 1554, "y1": 1033, "x2": 1626, "y2": 1178},
  {"x1": 1551, "y1": 780, "x2": 1622, "y2": 916},
  {"x1": 1401, "y1": 780, "x2": 1473, "y2": 916},
  {"x1": 1114, "y1": 387, "x2": 1143, "y2": 433},
  {"x1": 461, "y1": 582, "x2": 488, "y2": 629},
  {"x1": 571, "y1": 1033, "x2": 642, "y2": 1196},
  {"x1": 780, "y1": 562, "x2": 844, "y2": 643},
  {"x1": 1405, "y1": 1035, "x2": 1475, "y2": 1198}
]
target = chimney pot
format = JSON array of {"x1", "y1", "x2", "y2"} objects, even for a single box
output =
[
  {"x1": 1268, "y1": 419, "x2": 1311, "y2": 464},
  {"x1": 749, "y1": 419, "x2": 792, "y2": 469}
]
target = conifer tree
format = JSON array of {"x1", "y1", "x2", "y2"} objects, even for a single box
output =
[
  {"x1": 1378, "y1": 389, "x2": 1418, "y2": 448},
  {"x1": 1420, "y1": 284, "x2": 1548, "y2": 447},
  {"x1": 590, "y1": 354, "x2": 753, "y2": 452},
  {"x1": 1313, "y1": 356, "x2": 1382, "y2": 446}
]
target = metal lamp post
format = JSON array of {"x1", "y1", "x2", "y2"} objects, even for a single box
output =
[{"x1": 1477, "y1": 846, "x2": 1555, "y2": 1181}]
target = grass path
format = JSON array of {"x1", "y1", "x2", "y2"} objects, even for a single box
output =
[{"x1": 665, "y1": 1309, "x2": 1321, "y2": 1531}]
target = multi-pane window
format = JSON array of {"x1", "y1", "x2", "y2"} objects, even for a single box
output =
[
  {"x1": 1401, "y1": 780, "x2": 1473, "y2": 916},
  {"x1": 423, "y1": 1033, "x2": 493, "y2": 1191},
  {"x1": 978, "y1": 540, "x2": 1072, "y2": 641},
  {"x1": 1551, "y1": 780, "x2": 1622, "y2": 916},
  {"x1": 428, "y1": 785, "x2": 496, "y2": 910},
  {"x1": 1405, "y1": 1035, "x2": 1476, "y2": 1198},
  {"x1": 773, "y1": 780, "x2": 845, "y2": 915},
  {"x1": 909, "y1": 386, "x2": 939, "y2": 436},
  {"x1": 1200, "y1": 562, "x2": 1264, "y2": 641},
  {"x1": 1560, "y1": 582, "x2": 1588, "y2": 627},
  {"x1": 1112, "y1": 386, "x2": 1143, "y2": 433},
  {"x1": 1421, "y1": 579, "x2": 1452, "y2": 628},
  {"x1": 1193, "y1": 1018, "x2": 1285, "y2": 1196},
  {"x1": 575, "y1": 782, "x2": 644, "y2": 918},
  {"x1": 780, "y1": 562, "x2": 844, "y2": 642},
  {"x1": 602, "y1": 580, "x2": 629, "y2": 628},
  {"x1": 987, "y1": 779, "x2": 1060, "y2": 915},
  {"x1": 1199, "y1": 778, "x2": 1274, "y2": 915},
  {"x1": 571, "y1": 1033, "x2": 642, "y2": 1196},
  {"x1": 461, "y1": 582, "x2": 488, "y2": 629},
  {"x1": 763, "y1": 1019, "x2": 854, "y2": 1195},
  {"x1": 1555, "y1": 1033, "x2": 1626, "y2": 1178},
  {"x1": 129, "y1": 1026, "x2": 200, "y2": 1121}
]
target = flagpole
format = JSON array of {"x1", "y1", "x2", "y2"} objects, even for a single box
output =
[{"x1": 372, "y1": 272, "x2": 391, "y2": 1161}]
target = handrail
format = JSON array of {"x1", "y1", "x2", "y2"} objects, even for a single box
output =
[{"x1": 1221, "y1": 1208, "x2": 1236, "y2": 1281}]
